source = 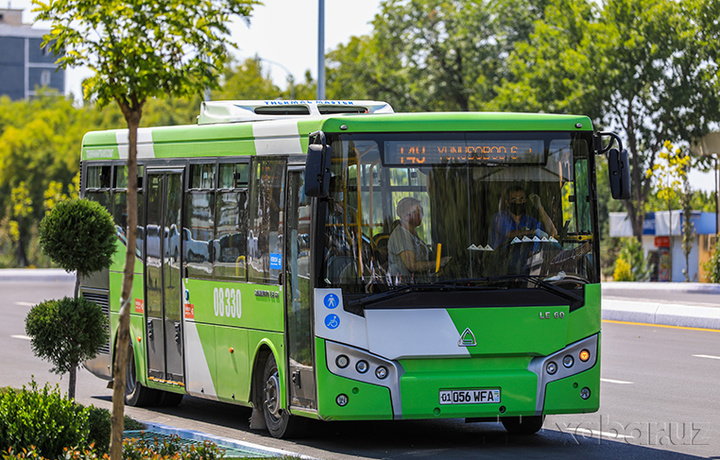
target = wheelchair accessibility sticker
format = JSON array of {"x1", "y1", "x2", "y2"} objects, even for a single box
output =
[
  {"x1": 323, "y1": 293, "x2": 339, "y2": 309},
  {"x1": 325, "y1": 314, "x2": 340, "y2": 330}
]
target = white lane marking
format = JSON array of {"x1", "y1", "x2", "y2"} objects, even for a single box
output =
[
  {"x1": 693, "y1": 354, "x2": 720, "y2": 360},
  {"x1": 11, "y1": 335, "x2": 31, "y2": 340},
  {"x1": 601, "y1": 378, "x2": 634, "y2": 384},
  {"x1": 15, "y1": 302, "x2": 35, "y2": 307}
]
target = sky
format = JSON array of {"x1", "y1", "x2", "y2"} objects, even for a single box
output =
[
  {"x1": 9, "y1": 0, "x2": 383, "y2": 92},
  {"x1": 6, "y1": 0, "x2": 717, "y2": 193}
]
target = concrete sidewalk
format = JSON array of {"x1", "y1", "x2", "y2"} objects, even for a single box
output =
[
  {"x1": 602, "y1": 282, "x2": 720, "y2": 330},
  {"x1": 0, "y1": 268, "x2": 75, "y2": 282}
]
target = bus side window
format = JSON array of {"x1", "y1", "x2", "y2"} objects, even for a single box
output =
[
  {"x1": 185, "y1": 164, "x2": 215, "y2": 279},
  {"x1": 215, "y1": 162, "x2": 249, "y2": 280},
  {"x1": 248, "y1": 158, "x2": 286, "y2": 284},
  {"x1": 85, "y1": 165, "x2": 112, "y2": 211}
]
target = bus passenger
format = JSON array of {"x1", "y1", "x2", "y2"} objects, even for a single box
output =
[
  {"x1": 489, "y1": 185, "x2": 557, "y2": 248},
  {"x1": 388, "y1": 197, "x2": 449, "y2": 283}
]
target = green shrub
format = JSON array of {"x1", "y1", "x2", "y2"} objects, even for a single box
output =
[
  {"x1": 703, "y1": 234, "x2": 720, "y2": 283},
  {"x1": 25, "y1": 297, "x2": 109, "y2": 375},
  {"x1": 83, "y1": 406, "x2": 145, "y2": 454},
  {"x1": 613, "y1": 256, "x2": 633, "y2": 281},
  {"x1": 0, "y1": 381, "x2": 91, "y2": 459},
  {"x1": 38, "y1": 199, "x2": 116, "y2": 278}
]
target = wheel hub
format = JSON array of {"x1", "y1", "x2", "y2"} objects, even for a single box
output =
[{"x1": 264, "y1": 371, "x2": 281, "y2": 417}]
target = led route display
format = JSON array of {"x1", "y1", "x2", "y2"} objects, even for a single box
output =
[{"x1": 383, "y1": 139, "x2": 545, "y2": 165}]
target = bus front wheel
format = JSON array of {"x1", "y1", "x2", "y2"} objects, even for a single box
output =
[
  {"x1": 124, "y1": 346, "x2": 156, "y2": 407},
  {"x1": 261, "y1": 354, "x2": 300, "y2": 438},
  {"x1": 501, "y1": 415, "x2": 545, "y2": 435}
]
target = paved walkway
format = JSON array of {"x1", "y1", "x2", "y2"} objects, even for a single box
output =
[{"x1": 602, "y1": 282, "x2": 720, "y2": 330}]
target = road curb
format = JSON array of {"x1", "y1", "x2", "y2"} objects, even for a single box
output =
[
  {"x1": 0, "y1": 269, "x2": 75, "y2": 282},
  {"x1": 602, "y1": 299, "x2": 720, "y2": 330},
  {"x1": 141, "y1": 421, "x2": 316, "y2": 459}
]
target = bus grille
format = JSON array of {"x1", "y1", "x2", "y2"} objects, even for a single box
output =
[{"x1": 82, "y1": 291, "x2": 110, "y2": 354}]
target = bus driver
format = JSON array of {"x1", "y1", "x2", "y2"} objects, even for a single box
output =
[
  {"x1": 489, "y1": 185, "x2": 557, "y2": 248},
  {"x1": 388, "y1": 197, "x2": 450, "y2": 283}
]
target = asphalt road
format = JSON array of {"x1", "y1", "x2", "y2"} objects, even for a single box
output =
[{"x1": 1, "y1": 280, "x2": 718, "y2": 459}]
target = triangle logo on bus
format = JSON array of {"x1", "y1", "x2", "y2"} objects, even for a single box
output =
[{"x1": 458, "y1": 328, "x2": 477, "y2": 347}]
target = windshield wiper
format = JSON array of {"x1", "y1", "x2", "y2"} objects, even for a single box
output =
[
  {"x1": 346, "y1": 283, "x2": 489, "y2": 311},
  {"x1": 443, "y1": 275, "x2": 584, "y2": 308}
]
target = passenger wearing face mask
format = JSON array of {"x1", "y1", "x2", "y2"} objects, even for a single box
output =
[{"x1": 489, "y1": 185, "x2": 557, "y2": 249}]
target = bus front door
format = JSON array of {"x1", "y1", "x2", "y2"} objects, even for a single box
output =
[
  {"x1": 284, "y1": 168, "x2": 317, "y2": 410},
  {"x1": 145, "y1": 170, "x2": 185, "y2": 386}
]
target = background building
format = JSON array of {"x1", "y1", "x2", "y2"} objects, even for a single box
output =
[
  {"x1": 0, "y1": 7, "x2": 64, "y2": 100},
  {"x1": 610, "y1": 211, "x2": 717, "y2": 282}
]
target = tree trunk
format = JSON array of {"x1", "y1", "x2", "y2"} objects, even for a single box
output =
[
  {"x1": 68, "y1": 365, "x2": 76, "y2": 400},
  {"x1": 110, "y1": 108, "x2": 141, "y2": 460}
]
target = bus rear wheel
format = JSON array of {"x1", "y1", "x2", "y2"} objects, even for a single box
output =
[
  {"x1": 261, "y1": 354, "x2": 300, "y2": 438},
  {"x1": 501, "y1": 415, "x2": 545, "y2": 435}
]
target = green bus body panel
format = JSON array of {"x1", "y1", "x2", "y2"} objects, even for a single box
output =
[
  {"x1": 399, "y1": 357, "x2": 537, "y2": 418},
  {"x1": 446, "y1": 306, "x2": 569, "y2": 357},
  {"x1": 183, "y1": 278, "x2": 283, "y2": 331},
  {"x1": 152, "y1": 140, "x2": 257, "y2": 158},
  {"x1": 544, "y1": 359, "x2": 601, "y2": 414},
  {"x1": 568, "y1": 284, "x2": 601, "y2": 342},
  {"x1": 81, "y1": 112, "x2": 593, "y2": 161},
  {"x1": 108, "y1": 268, "x2": 148, "y2": 386},
  {"x1": 314, "y1": 339, "x2": 394, "y2": 421},
  {"x1": 318, "y1": 112, "x2": 594, "y2": 134}
]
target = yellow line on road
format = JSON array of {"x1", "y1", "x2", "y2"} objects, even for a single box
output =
[{"x1": 602, "y1": 319, "x2": 720, "y2": 333}]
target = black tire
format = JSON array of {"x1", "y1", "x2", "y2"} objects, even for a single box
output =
[
  {"x1": 157, "y1": 390, "x2": 184, "y2": 407},
  {"x1": 261, "y1": 354, "x2": 301, "y2": 438},
  {"x1": 501, "y1": 415, "x2": 545, "y2": 435},
  {"x1": 124, "y1": 346, "x2": 158, "y2": 407}
]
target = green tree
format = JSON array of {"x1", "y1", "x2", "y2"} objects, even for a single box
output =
[
  {"x1": 327, "y1": 0, "x2": 532, "y2": 111},
  {"x1": 646, "y1": 141, "x2": 694, "y2": 281},
  {"x1": 213, "y1": 57, "x2": 281, "y2": 100},
  {"x1": 34, "y1": 198, "x2": 115, "y2": 399},
  {"x1": 25, "y1": 297, "x2": 109, "y2": 401},
  {"x1": 33, "y1": 1, "x2": 257, "y2": 457},
  {"x1": 39, "y1": 199, "x2": 116, "y2": 297},
  {"x1": 0, "y1": 95, "x2": 92, "y2": 267},
  {"x1": 493, "y1": 0, "x2": 720, "y2": 241}
]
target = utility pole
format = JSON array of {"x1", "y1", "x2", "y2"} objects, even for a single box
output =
[{"x1": 317, "y1": 0, "x2": 325, "y2": 100}]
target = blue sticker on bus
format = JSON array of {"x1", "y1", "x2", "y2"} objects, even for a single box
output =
[
  {"x1": 323, "y1": 293, "x2": 339, "y2": 309},
  {"x1": 269, "y1": 253, "x2": 282, "y2": 269},
  {"x1": 325, "y1": 314, "x2": 340, "y2": 330}
]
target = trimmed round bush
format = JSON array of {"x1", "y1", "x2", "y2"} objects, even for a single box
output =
[
  {"x1": 38, "y1": 198, "x2": 116, "y2": 276},
  {"x1": 25, "y1": 297, "x2": 109, "y2": 375}
]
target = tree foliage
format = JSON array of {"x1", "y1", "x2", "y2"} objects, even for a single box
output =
[
  {"x1": 32, "y1": 1, "x2": 257, "y2": 457},
  {"x1": 24, "y1": 297, "x2": 109, "y2": 400},
  {"x1": 39, "y1": 199, "x2": 116, "y2": 278},
  {"x1": 493, "y1": 0, "x2": 720, "y2": 239}
]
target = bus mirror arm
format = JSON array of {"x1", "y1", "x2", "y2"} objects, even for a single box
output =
[
  {"x1": 595, "y1": 132, "x2": 631, "y2": 200},
  {"x1": 305, "y1": 132, "x2": 332, "y2": 198}
]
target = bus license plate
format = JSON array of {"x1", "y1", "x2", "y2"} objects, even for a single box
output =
[{"x1": 439, "y1": 389, "x2": 500, "y2": 405}]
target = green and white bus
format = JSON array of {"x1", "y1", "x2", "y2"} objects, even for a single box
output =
[{"x1": 81, "y1": 100, "x2": 629, "y2": 437}]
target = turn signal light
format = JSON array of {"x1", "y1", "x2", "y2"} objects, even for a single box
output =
[{"x1": 579, "y1": 349, "x2": 591, "y2": 362}]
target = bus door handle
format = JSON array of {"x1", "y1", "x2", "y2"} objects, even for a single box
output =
[
  {"x1": 292, "y1": 370, "x2": 301, "y2": 388},
  {"x1": 147, "y1": 320, "x2": 154, "y2": 341},
  {"x1": 174, "y1": 322, "x2": 181, "y2": 343}
]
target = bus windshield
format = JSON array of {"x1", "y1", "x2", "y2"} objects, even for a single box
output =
[{"x1": 320, "y1": 131, "x2": 597, "y2": 294}]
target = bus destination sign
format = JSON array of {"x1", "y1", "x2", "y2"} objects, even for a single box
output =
[{"x1": 383, "y1": 140, "x2": 544, "y2": 165}]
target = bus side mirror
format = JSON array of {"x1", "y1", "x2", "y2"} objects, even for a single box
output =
[
  {"x1": 305, "y1": 143, "x2": 332, "y2": 197},
  {"x1": 608, "y1": 148, "x2": 631, "y2": 200}
]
